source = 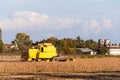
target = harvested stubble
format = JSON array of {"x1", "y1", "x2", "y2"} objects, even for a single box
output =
[
  {"x1": 0, "y1": 57, "x2": 120, "y2": 74},
  {"x1": 0, "y1": 55, "x2": 20, "y2": 60}
]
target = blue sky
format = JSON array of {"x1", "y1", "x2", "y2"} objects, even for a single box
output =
[{"x1": 0, "y1": 0, "x2": 120, "y2": 43}]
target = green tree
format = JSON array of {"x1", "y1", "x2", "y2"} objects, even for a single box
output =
[
  {"x1": 85, "y1": 39, "x2": 98, "y2": 49},
  {"x1": 98, "y1": 46, "x2": 107, "y2": 55},
  {"x1": 62, "y1": 38, "x2": 76, "y2": 54},
  {"x1": 63, "y1": 38, "x2": 75, "y2": 48},
  {"x1": 45, "y1": 37, "x2": 58, "y2": 46},
  {"x1": 75, "y1": 36, "x2": 85, "y2": 48},
  {"x1": 13, "y1": 33, "x2": 32, "y2": 50},
  {"x1": 12, "y1": 33, "x2": 32, "y2": 59},
  {"x1": 0, "y1": 40, "x2": 5, "y2": 53}
]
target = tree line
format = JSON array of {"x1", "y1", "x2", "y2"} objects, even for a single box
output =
[
  {"x1": 0, "y1": 33, "x2": 107, "y2": 55},
  {"x1": 36, "y1": 36, "x2": 107, "y2": 55}
]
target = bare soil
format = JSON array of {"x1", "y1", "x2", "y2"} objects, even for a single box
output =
[
  {"x1": 0, "y1": 56, "x2": 120, "y2": 80},
  {"x1": 0, "y1": 71, "x2": 120, "y2": 80}
]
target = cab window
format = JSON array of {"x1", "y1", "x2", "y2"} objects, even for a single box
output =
[{"x1": 41, "y1": 48, "x2": 44, "y2": 52}]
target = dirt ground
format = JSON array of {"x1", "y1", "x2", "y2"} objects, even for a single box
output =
[
  {"x1": 0, "y1": 56, "x2": 120, "y2": 80},
  {"x1": 0, "y1": 71, "x2": 120, "y2": 80}
]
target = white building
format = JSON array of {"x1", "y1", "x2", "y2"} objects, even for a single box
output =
[{"x1": 108, "y1": 46, "x2": 120, "y2": 55}]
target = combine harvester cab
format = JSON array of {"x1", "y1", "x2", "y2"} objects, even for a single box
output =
[
  {"x1": 28, "y1": 43, "x2": 73, "y2": 62},
  {"x1": 38, "y1": 43, "x2": 58, "y2": 61}
]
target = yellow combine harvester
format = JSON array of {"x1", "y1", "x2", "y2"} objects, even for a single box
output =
[{"x1": 28, "y1": 43, "x2": 73, "y2": 62}]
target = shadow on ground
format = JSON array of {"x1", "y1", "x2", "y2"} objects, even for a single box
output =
[
  {"x1": 39, "y1": 71, "x2": 120, "y2": 80},
  {"x1": 0, "y1": 71, "x2": 120, "y2": 80}
]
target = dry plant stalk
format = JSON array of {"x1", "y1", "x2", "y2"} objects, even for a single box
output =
[{"x1": 0, "y1": 57, "x2": 120, "y2": 73}]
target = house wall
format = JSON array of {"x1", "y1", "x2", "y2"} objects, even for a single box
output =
[{"x1": 108, "y1": 49, "x2": 120, "y2": 55}]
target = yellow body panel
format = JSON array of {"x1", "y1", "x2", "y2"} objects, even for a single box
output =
[
  {"x1": 28, "y1": 49, "x2": 38, "y2": 59},
  {"x1": 28, "y1": 43, "x2": 57, "y2": 61},
  {"x1": 39, "y1": 51, "x2": 57, "y2": 59}
]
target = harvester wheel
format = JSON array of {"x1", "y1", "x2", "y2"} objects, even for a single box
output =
[
  {"x1": 50, "y1": 57, "x2": 58, "y2": 62},
  {"x1": 28, "y1": 58, "x2": 32, "y2": 61},
  {"x1": 66, "y1": 58, "x2": 73, "y2": 62},
  {"x1": 51, "y1": 58, "x2": 56, "y2": 62},
  {"x1": 38, "y1": 59, "x2": 42, "y2": 62},
  {"x1": 52, "y1": 59, "x2": 56, "y2": 62},
  {"x1": 46, "y1": 59, "x2": 50, "y2": 62}
]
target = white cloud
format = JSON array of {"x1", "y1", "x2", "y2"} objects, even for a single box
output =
[
  {"x1": 0, "y1": 11, "x2": 113, "y2": 36},
  {"x1": 0, "y1": 11, "x2": 79, "y2": 30},
  {"x1": 13, "y1": 11, "x2": 50, "y2": 27},
  {"x1": 81, "y1": 20, "x2": 100, "y2": 33},
  {"x1": 102, "y1": 18, "x2": 112, "y2": 28},
  {"x1": 79, "y1": 18, "x2": 112, "y2": 35},
  {"x1": 90, "y1": 20, "x2": 100, "y2": 28},
  {"x1": 53, "y1": 18, "x2": 76, "y2": 29},
  {"x1": 0, "y1": 11, "x2": 114, "y2": 44},
  {"x1": 14, "y1": 11, "x2": 49, "y2": 23}
]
